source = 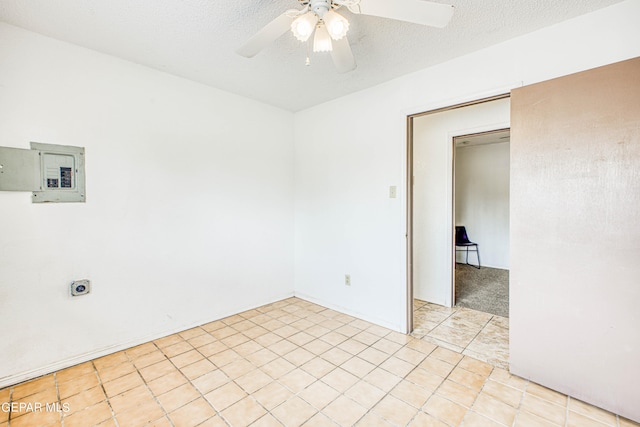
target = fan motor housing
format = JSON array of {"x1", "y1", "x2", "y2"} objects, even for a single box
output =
[{"x1": 311, "y1": 0, "x2": 331, "y2": 17}]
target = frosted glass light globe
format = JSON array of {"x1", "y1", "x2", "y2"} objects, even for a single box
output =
[
  {"x1": 323, "y1": 9, "x2": 349, "y2": 40},
  {"x1": 291, "y1": 12, "x2": 319, "y2": 42},
  {"x1": 313, "y1": 23, "x2": 333, "y2": 52}
]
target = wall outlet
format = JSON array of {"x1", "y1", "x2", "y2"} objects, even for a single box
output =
[
  {"x1": 70, "y1": 279, "x2": 91, "y2": 296},
  {"x1": 345, "y1": 274, "x2": 351, "y2": 286}
]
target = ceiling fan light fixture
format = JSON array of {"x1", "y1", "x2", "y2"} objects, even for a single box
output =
[
  {"x1": 291, "y1": 11, "x2": 319, "y2": 41},
  {"x1": 236, "y1": 0, "x2": 454, "y2": 73},
  {"x1": 313, "y1": 23, "x2": 333, "y2": 52},
  {"x1": 323, "y1": 9, "x2": 349, "y2": 40}
]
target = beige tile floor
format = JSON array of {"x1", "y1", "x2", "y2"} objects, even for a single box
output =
[
  {"x1": 1, "y1": 297, "x2": 637, "y2": 427},
  {"x1": 412, "y1": 300, "x2": 509, "y2": 369}
]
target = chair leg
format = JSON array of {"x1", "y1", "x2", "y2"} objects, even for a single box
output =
[{"x1": 474, "y1": 244, "x2": 481, "y2": 269}]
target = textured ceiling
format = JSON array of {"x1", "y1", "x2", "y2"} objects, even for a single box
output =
[{"x1": 0, "y1": 0, "x2": 624, "y2": 111}]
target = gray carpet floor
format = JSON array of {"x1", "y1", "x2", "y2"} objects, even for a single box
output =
[{"x1": 455, "y1": 263, "x2": 509, "y2": 318}]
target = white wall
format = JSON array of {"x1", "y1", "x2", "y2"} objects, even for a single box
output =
[
  {"x1": 455, "y1": 141, "x2": 510, "y2": 269},
  {"x1": 412, "y1": 99, "x2": 510, "y2": 306},
  {"x1": 294, "y1": 0, "x2": 640, "y2": 418},
  {"x1": 0, "y1": 23, "x2": 295, "y2": 387}
]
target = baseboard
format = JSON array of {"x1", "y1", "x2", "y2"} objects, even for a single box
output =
[
  {"x1": 455, "y1": 261, "x2": 510, "y2": 270},
  {"x1": 294, "y1": 292, "x2": 402, "y2": 333},
  {"x1": 0, "y1": 291, "x2": 295, "y2": 389}
]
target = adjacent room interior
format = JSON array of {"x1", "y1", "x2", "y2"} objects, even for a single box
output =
[
  {"x1": 1, "y1": 1, "x2": 639, "y2": 425},
  {"x1": 453, "y1": 129, "x2": 510, "y2": 318},
  {"x1": 409, "y1": 97, "x2": 511, "y2": 370}
]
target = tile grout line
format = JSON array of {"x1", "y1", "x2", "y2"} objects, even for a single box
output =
[
  {"x1": 127, "y1": 342, "x2": 178, "y2": 427},
  {"x1": 509, "y1": 378, "x2": 527, "y2": 427},
  {"x1": 54, "y1": 372, "x2": 63, "y2": 427},
  {"x1": 458, "y1": 364, "x2": 498, "y2": 426},
  {"x1": 7, "y1": 386, "x2": 11, "y2": 427},
  {"x1": 90, "y1": 360, "x2": 121, "y2": 427}
]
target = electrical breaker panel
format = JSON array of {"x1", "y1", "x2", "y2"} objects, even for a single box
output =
[
  {"x1": 31, "y1": 142, "x2": 85, "y2": 203},
  {"x1": 43, "y1": 153, "x2": 75, "y2": 189},
  {"x1": 0, "y1": 142, "x2": 85, "y2": 203}
]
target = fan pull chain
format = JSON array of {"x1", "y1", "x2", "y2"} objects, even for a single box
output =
[{"x1": 305, "y1": 39, "x2": 311, "y2": 66}]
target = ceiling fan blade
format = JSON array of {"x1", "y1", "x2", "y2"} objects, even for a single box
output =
[
  {"x1": 236, "y1": 12, "x2": 294, "y2": 58},
  {"x1": 356, "y1": 0, "x2": 454, "y2": 28},
  {"x1": 330, "y1": 37, "x2": 357, "y2": 73}
]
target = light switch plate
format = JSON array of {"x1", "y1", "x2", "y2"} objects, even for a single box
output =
[{"x1": 389, "y1": 186, "x2": 397, "y2": 198}]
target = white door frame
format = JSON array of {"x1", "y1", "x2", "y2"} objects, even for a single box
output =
[{"x1": 405, "y1": 93, "x2": 510, "y2": 332}]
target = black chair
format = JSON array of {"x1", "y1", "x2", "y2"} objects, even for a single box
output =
[{"x1": 455, "y1": 226, "x2": 481, "y2": 269}]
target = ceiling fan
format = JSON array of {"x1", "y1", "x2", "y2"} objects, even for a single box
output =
[{"x1": 236, "y1": 0, "x2": 454, "y2": 73}]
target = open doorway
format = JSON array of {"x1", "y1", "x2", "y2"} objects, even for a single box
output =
[
  {"x1": 453, "y1": 129, "x2": 510, "y2": 318},
  {"x1": 407, "y1": 95, "x2": 510, "y2": 367}
]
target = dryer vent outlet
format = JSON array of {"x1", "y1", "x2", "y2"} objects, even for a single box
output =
[{"x1": 71, "y1": 280, "x2": 91, "y2": 296}]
